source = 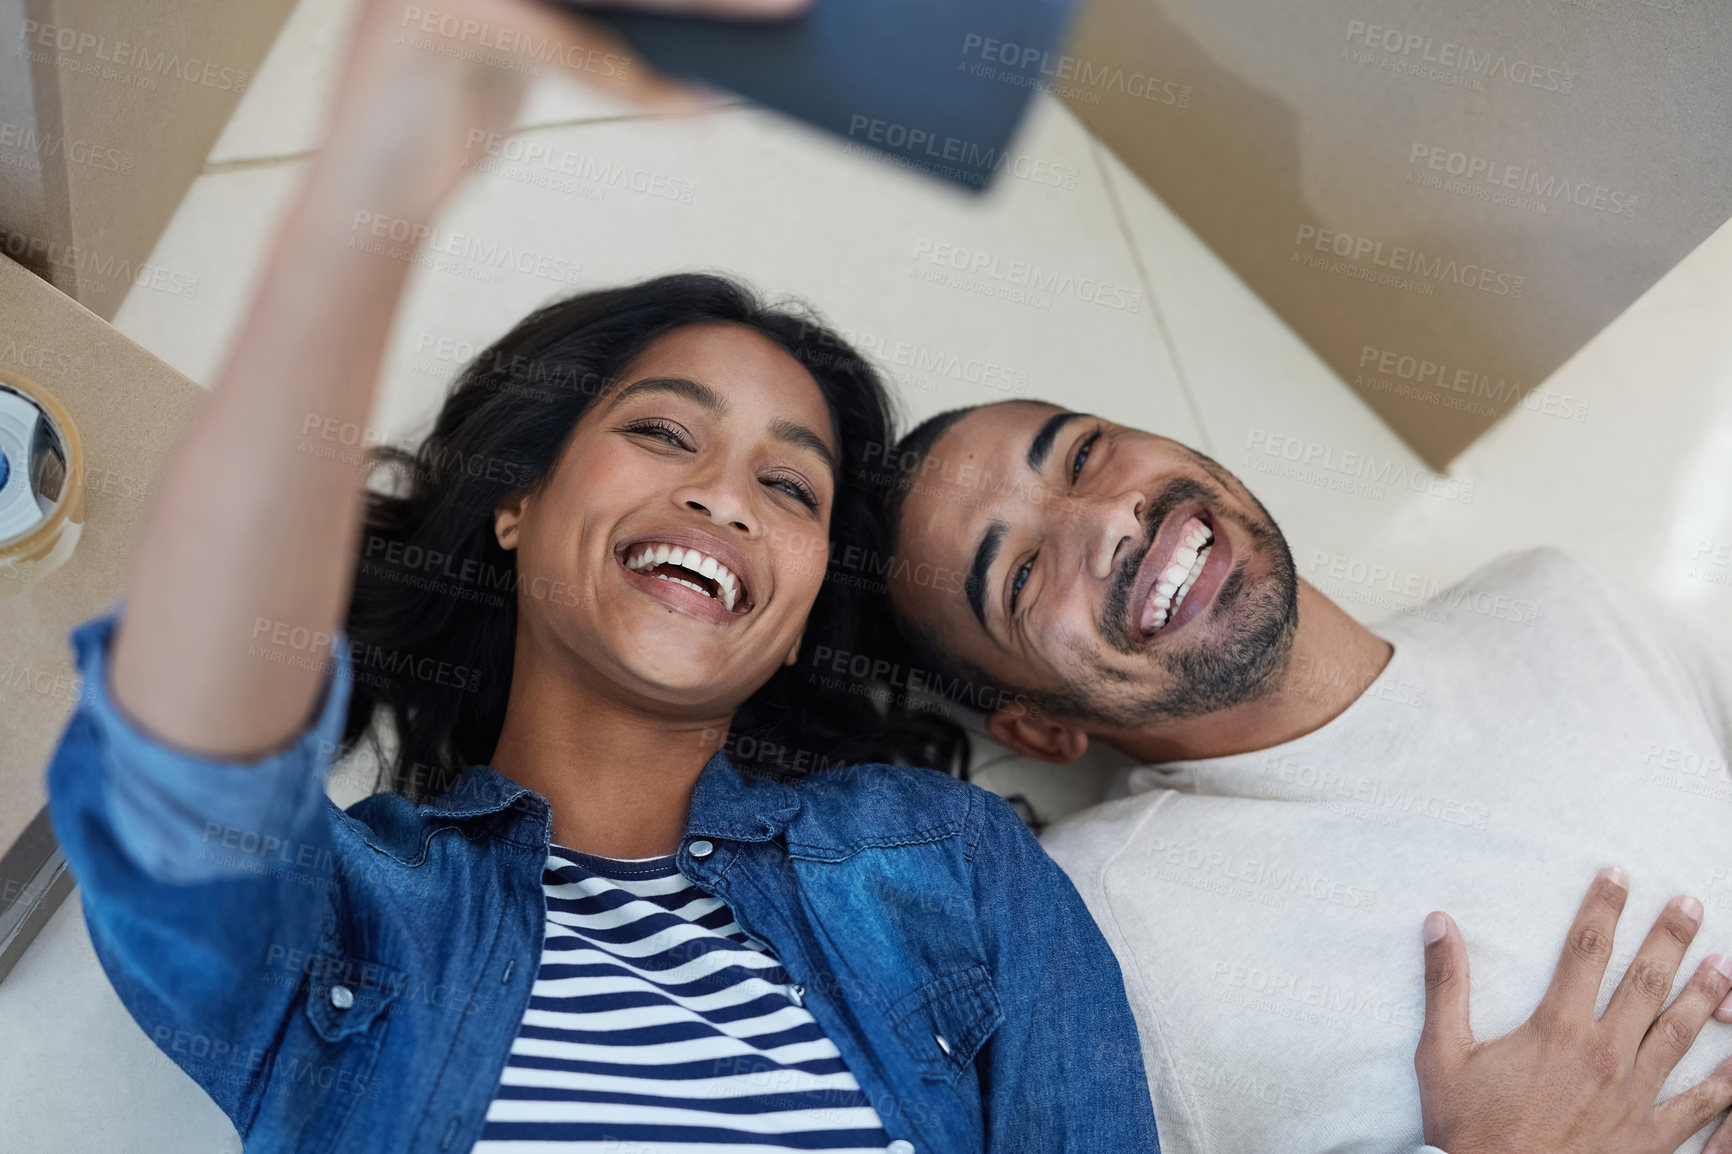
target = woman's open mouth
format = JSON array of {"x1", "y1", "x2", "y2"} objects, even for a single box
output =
[{"x1": 620, "y1": 541, "x2": 752, "y2": 613}]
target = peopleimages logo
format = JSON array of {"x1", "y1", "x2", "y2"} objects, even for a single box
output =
[
  {"x1": 846, "y1": 116, "x2": 1030, "y2": 173},
  {"x1": 1407, "y1": 144, "x2": 1637, "y2": 218},
  {"x1": 18, "y1": 20, "x2": 250, "y2": 92},
  {"x1": 1344, "y1": 20, "x2": 1574, "y2": 93},
  {"x1": 1292, "y1": 225, "x2": 1524, "y2": 299},
  {"x1": 348, "y1": 210, "x2": 583, "y2": 286},
  {"x1": 1244, "y1": 428, "x2": 1476, "y2": 504},
  {"x1": 959, "y1": 34, "x2": 1192, "y2": 107},
  {"x1": 1355, "y1": 345, "x2": 1586, "y2": 419},
  {"x1": 0, "y1": 121, "x2": 134, "y2": 174}
]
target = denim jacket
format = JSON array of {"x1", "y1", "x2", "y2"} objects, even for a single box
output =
[{"x1": 45, "y1": 612, "x2": 1161, "y2": 1154}]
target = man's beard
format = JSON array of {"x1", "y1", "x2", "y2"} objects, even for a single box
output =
[{"x1": 1044, "y1": 472, "x2": 1299, "y2": 728}]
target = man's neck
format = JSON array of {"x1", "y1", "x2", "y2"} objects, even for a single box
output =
[
  {"x1": 487, "y1": 625, "x2": 730, "y2": 859},
  {"x1": 1108, "y1": 581, "x2": 1394, "y2": 765}
]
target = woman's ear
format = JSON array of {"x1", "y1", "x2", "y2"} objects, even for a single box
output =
[
  {"x1": 494, "y1": 491, "x2": 529, "y2": 551},
  {"x1": 985, "y1": 705, "x2": 1090, "y2": 764},
  {"x1": 782, "y1": 631, "x2": 805, "y2": 668}
]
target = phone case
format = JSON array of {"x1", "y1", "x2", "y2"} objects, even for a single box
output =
[{"x1": 584, "y1": 0, "x2": 1077, "y2": 191}]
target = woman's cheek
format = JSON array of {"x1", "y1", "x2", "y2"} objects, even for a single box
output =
[{"x1": 766, "y1": 523, "x2": 831, "y2": 589}]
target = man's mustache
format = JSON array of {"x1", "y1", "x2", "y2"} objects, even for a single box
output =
[{"x1": 1099, "y1": 477, "x2": 1218, "y2": 651}]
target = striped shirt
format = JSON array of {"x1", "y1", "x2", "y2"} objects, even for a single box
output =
[{"x1": 474, "y1": 845, "x2": 891, "y2": 1153}]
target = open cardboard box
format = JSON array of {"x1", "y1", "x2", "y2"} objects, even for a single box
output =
[
  {"x1": 1055, "y1": 0, "x2": 1732, "y2": 467},
  {"x1": 0, "y1": 251, "x2": 201, "y2": 975}
]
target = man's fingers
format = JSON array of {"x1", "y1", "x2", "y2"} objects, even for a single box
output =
[
  {"x1": 1659, "y1": 1052, "x2": 1732, "y2": 1153},
  {"x1": 1636, "y1": 953, "x2": 1732, "y2": 1091},
  {"x1": 1417, "y1": 911, "x2": 1474, "y2": 1075},
  {"x1": 1535, "y1": 867, "x2": 1630, "y2": 1027},
  {"x1": 1604, "y1": 894, "x2": 1706, "y2": 1047}
]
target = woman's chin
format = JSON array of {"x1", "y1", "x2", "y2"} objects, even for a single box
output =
[{"x1": 607, "y1": 650, "x2": 774, "y2": 711}]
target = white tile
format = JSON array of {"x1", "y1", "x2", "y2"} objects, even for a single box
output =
[
  {"x1": 111, "y1": 162, "x2": 306, "y2": 385},
  {"x1": 0, "y1": 898, "x2": 241, "y2": 1154},
  {"x1": 370, "y1": 95, "x2": 1188, "y2": 449},
  {"x1": 208, "y1": 0, "x2": 360, "y2": 166}
]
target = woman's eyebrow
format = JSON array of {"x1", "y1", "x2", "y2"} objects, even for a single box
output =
[
  {"x1": 769, "y1": 417, "x2": 836, "y2": 479},
  {"x1": 603, "y1": 376, "x2": 726, "y2": 413}
]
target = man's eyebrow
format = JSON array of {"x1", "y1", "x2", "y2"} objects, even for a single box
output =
[
  {"x1": 602, "y1": 376, "x2": 726, "y2": 414},
  {"x1": 966, "y1": 521, "x2": 1007, "y2": 630},
  {"x1": 769, "y1": 417, "x2": 837, "y2": 478},
  {"x1": 1027, "y1": 410, "x2": 1082, "y2": 472}
]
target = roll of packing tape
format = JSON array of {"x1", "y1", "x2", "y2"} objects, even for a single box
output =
[{"x1": 0, "y1": 372, "x2": 83, "y2": 600}]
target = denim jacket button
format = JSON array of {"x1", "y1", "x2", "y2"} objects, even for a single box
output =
[
  {"x1": 688, "y1": 840, "x2": 714, "y2": 858},
  {"x1": 788, "y1": 983, "x2": 805, "y2": 1006},
  {"x1": 934, "y1": 1033, "x2": 952, "y2": 1056},
  {"x1": 887, "y1": 1141, "x2": 915, "y2": 1154},
  {"x1": 329, "y1": 984, "x2": 355, "y2": 1010}
]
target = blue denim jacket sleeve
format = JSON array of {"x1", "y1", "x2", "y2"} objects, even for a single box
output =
[
  {"x1": 969, "y1": 788, "x2": 1162, "y2": 1152},
  {"x1": 45, "y1": 609, "x2": 353, "y2": 1131}
]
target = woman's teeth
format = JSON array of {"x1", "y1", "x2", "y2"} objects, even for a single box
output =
[
  {"x1": 1145, "y1": 521, "x2": 1214, "y2": 633},
  {"x1": 624, "y1": 544, "x2": 742, "y2": 611}
]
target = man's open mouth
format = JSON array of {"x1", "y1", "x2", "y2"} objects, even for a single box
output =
[
  {"x1": 1140, "y1": 515, "x2": 1215, "y2": 635},
  {"x1": 621, "y1": 542, "x2": 752, "y2": 613}
]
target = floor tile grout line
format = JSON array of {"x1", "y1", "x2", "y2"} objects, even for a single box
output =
[
  {"x1": 200, "y1": 103, "x2": 755, "y2": 176},
  {"x1": 1089, "y1": 136, "x2": 1215, "y2": 457},
  {"x1": 202, "y1": 150, "x2": 316, "y2": 174}
]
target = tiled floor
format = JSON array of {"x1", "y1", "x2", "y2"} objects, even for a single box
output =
[{"x1": 6, "y1": 1, "x2": 1732, "y2": 1148}]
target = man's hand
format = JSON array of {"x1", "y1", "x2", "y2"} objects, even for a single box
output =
[{"x1": 1417, "y1": 868, "x2": 1732, "y2": 1154}]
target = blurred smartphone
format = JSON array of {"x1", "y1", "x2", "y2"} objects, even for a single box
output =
[{"x1": 578, "y1": 0, "x2": 1076, "y2": 192}]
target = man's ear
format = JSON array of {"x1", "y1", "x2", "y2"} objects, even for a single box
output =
[
  {"x1": 985, "y1": 706, "x2": 1090, "y2": 764},
  {"x1": 494, "y1": 491, "x2": 528, "y2": 551},
  {"x1": 783, "y1": 631, "x2": 805, "y2": 668}
]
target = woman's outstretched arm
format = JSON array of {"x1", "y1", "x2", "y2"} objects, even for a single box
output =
[{"x1": 105, "y1": 0, "x2": 779, "y2": 758}]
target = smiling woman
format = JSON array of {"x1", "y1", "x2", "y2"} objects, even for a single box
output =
[
  {"x1": 342, "y1": 274, "x2": 951, "y2": 801},
  {"x1": 38, "y1": 0, "x2": 1163, "y2": 1151}
]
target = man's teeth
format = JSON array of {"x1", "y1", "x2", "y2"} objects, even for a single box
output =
[
  {"x1": 624, "y1": 544, "x2": 742, "y2": 611},
  {"x1": 1147, "y1": 523, "x2": 1214, "y2": 632}
]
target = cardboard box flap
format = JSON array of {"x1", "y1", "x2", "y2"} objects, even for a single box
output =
[
  {"x1": 0, "y1": 251, "x2": 201, "y2": 853},
  {"x1": 1058, "y1": 0, "x2": 1732, "y2": 467}
]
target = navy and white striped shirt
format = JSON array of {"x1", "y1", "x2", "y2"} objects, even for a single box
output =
[{"x1": 475, "y1": 845, "x2": 891, "y2": 1153}]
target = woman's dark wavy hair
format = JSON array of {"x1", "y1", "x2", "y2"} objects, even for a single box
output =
[{"x1": 339, "y1": 272, "x2": 965, "y2": 804}]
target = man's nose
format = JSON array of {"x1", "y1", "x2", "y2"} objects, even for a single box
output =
[{"x1": 1079, "y1": 488, "x2": 1147, "y2": 580}]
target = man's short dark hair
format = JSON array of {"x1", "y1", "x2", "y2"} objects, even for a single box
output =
[
  {"x1": 881, "y1": 405, "x2": 973, "y2": 551},
  {"x1": 878, "y1": 402, "x2": 1031, "y2": 716}
]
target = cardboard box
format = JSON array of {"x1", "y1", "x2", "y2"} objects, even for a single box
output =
[
  {"x1": 0, "y1": 0, "x2": 295, "y2": 319},
  {"x1": 1055, "y1": 0, "x2": 1732, "y2": 466},
  {"x1": 0, "y1": 251, "x2": 202, "y2": 858}
]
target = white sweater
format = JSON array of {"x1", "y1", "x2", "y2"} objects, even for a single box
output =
[{"x1": 1044, "y1": 549, "x2": 1732, "y2": 1154}]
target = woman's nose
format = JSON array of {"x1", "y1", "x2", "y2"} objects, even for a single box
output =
[{"x1": 682, "y1": 496, "x2": 753, "y2": 535}]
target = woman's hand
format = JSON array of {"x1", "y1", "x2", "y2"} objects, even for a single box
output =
[
  {"x1": 308, "y1": 0, "x2": 808, "y2": 225},
  {"x1": 1416, "y1": 868, "x2": 1732, "y2": 1153}
]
